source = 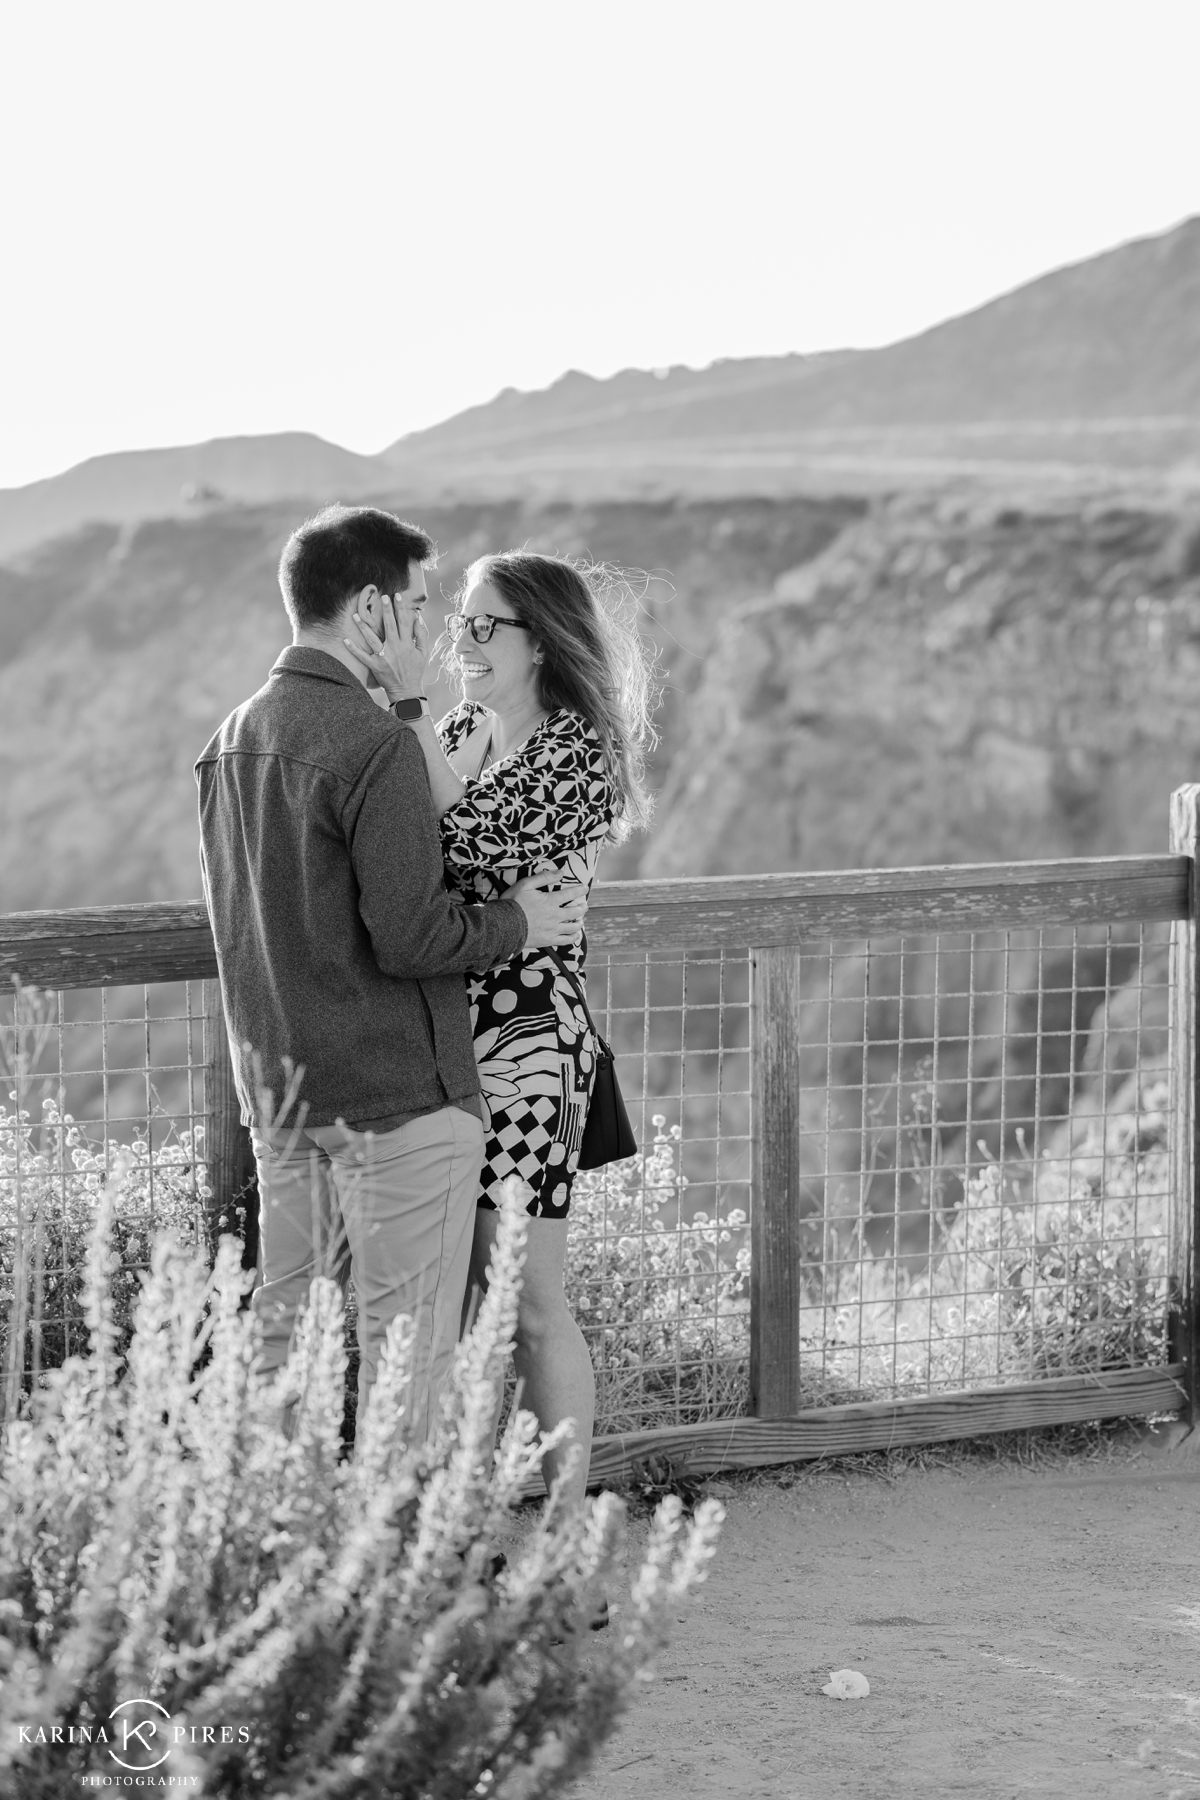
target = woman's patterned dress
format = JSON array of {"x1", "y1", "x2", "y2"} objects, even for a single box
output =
[{"x1": 436, "y1": 701, "x2": 616, "y2": 1219}]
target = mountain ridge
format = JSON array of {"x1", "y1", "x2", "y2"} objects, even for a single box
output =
[
  {"x1": 378, "y1": 352, "x2": 862, "y2": 459},
  {"x1": 0, "y1": 432, "x2": 390, "y2": 564},
  {"x1": 1, "y1": 214, "x2": 1196, "y2": 563},
  {"x1": 385, "y1": 215, "x2": 1200, "y2": 459}
]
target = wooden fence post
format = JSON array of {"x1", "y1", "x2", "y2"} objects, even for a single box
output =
[
  {"x1": 202, "y1": 979, "x2": 258, "y2": 1267},
  {"x1": 1169, "y1": 785, "x2": 1200, "y2": 1426},
  {"x1": 750, "y1": 947, "x2": 804, "y2": 1417}
]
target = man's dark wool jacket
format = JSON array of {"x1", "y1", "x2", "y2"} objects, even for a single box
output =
[{"x1": 195, "y1": 646, "x2": 527, "y2": 1130}]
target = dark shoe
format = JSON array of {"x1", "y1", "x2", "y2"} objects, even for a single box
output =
[{"x1": 549, "y1": 1596, "x2": 609, "y2": 1646}]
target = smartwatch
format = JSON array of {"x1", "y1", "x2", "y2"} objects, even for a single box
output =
[{"x1": 391, "y1": 696, "x2": 430, "y2": 722}]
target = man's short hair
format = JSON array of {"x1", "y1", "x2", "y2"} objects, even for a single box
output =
[{"x1": 279, "y1": 505, "x2": 435, "y2": 630}]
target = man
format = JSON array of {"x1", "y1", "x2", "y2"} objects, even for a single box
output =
[{"x1": 195, "y1": 503, "x2": 585, "y2": 1438}]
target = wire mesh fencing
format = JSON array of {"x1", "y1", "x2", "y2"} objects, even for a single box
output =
[
  {"x1": 571, "y1": 920, "x2": 1175, "y2": 1431},
  {"x1": 0, "y1": 980, "x2": 212, "y2": 1399},
  {"x1": 783, "y1": 921, "x2": 1174, "y2": 1407},
  {"x1": 569, "y1": 948, "x2": 753, "y2": 1434},
  {"x1": 0, "y1": 912, "x2": 1182, "y2": 1434}
]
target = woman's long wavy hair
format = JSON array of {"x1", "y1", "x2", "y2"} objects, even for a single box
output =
[{"x1": 445, "y1": 552, "x2": 660, "y2": 842}]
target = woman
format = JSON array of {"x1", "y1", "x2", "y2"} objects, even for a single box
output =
[{"x1": 347, "y1": 552, "x2": 656, "y2": 1504}]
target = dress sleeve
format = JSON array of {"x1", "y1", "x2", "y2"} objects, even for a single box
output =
[{"x1": 439, "y1": 713, "x2": 616, "y2": 872}]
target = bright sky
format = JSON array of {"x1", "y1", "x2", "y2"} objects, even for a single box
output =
[{"x1": 2, "y1": 0, "x2": 1197, "y2": 492}]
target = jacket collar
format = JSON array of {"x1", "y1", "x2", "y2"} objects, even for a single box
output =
[{"x1": 271, "y1": 645, "x2": 366, "y2": 690}]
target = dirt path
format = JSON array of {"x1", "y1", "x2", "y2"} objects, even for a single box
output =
[{"x1": 569, "y1": 1438, "x2": 1200, "y2": 1800}]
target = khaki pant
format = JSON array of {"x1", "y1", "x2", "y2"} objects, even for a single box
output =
[{"x1": 249, "y1": 1106, "x2": 484, "y2": 1441}]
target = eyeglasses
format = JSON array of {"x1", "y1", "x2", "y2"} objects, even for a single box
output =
[{"x1": 446, "y1": 612, "x2": 530, "y2": 646}]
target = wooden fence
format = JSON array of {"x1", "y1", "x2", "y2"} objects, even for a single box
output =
[{"x1": 2, "y1": 788, "x2": 1198, "y2": 1482}]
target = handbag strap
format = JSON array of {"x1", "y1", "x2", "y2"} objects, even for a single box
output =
[{"x1": 545, "y1": 950, "x2": 612, "y2": 1055}]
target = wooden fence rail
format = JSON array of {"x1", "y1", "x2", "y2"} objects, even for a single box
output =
[
  {"x1": 0, "y1": 854, "x2": 1190, "y2": 990},
  {"x1": 3, "y1": 833, "x2": 1198, "y2": 1480}
]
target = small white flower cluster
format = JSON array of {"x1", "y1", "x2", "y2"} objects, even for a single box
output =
[
  {"x1": 0, "y1": 1170, "x2": 724, "y2": 1799},
  {"x1": 799, "y1": 1071, "x2": 1171, "y2": 1398},
  {"x1": 568, "y1": 1118, "x2": 751, "y2": 1431}
]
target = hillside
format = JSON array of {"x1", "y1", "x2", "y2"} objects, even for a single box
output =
[
  {"x1": 1, "y1": 215, "x2": 1196, "y2": 563},
  {"x1": 0, "y1": 434, "x2": 390, "y2": 565},
  {"x1": 391, "y1": 215, "x2": 1200, "y2": 459},
  {"x1": 0, "y1": 495, "x2": 860, "y2": 912},
  {"x1": 382, "y1": 215, "x2": 1200, "y2": 493},
  {"x1": 380, "y1": 354, "x2": 861, "y2": 459},
  {"x1": 646, "y1": 496, "x2": 1200, "y2": 878},
  {"x1": 2, "y1": 493, "x2": 1199, "y2": 919}
]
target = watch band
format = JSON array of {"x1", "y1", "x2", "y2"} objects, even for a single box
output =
[{"x1": 391, "y1": 696, "x2": 430, "y2": 722}]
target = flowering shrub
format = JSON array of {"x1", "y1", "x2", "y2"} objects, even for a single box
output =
[
  {"x1": 1, "y1": 982, "x2": 210, "y2": 1422},
  {"x1": 569, "y1": 1117, "x2": 750, "y2": 1430},
  {"x1": 4, "y1": 1084, "x2": 1172, "y2": 1432},
  {"x1": 799, "y1": 1075, "x2": 1171, "y2": 1398},
  {"x1": 0, "y1": 1098, "x2": 203, "y2": 1403},
  {"x1": 1006, "y1": 1075, "x2": 1170, "y2": 1376},
  {"x1": 2, "y1": 981, "x2": 1175, "y2": 1435},
  {"x1": 0, "y1": 1178, "x2": 723, "y2": 1799},
  {"x1": 3, "y1": 1096, "x2": 754, "y2": 1441}
]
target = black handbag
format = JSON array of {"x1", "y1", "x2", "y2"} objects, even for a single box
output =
[{"x1": 550, "y1": 954, "x2": 638, "y2": 1169}]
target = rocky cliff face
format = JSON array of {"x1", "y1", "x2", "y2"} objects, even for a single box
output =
[
  {"x1": 2, "y1": 491, "x2": 1198, "y2": 915},
  {"x1": 0, "y1": 496, "x2": 860, "y2": 911},
  {"x1": 646, "y1": 497, "x2": 1200, "y2": 877}
]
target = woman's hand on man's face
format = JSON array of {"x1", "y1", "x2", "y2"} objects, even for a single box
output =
[{"x1": 344, "y1": 593, "x2": 429, "y2": 700}]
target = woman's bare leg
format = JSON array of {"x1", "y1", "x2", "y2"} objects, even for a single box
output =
[{"x1": 470, "y1": 1206, "x2": 594, "y2": 1507}]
